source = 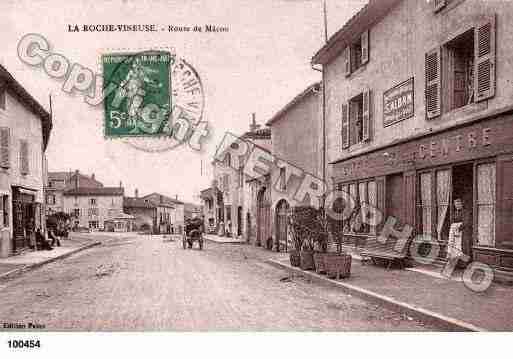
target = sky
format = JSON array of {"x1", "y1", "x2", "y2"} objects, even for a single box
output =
[{"x1": 0, "y1": 0, "x2": 367, "y2": 203}]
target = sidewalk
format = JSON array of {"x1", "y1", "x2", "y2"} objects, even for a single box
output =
[
  {"x1": 204, "y1": 233, "x2": 247, "y2": 244},
  {"x1": 267, "y1": 254, "x2": 513, "y2": 331},
  {"x1": 0, "y1": 235, "x2": 101, "y2": 281}
]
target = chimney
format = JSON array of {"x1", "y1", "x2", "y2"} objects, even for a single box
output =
[
  {"x1": 159, "y1": 194, "x2": 164, "y2": 204},
  {"x1": 135, "y1": 189, "x2": 139, "y2": 198},
  {"x1": 119, "y1": 181, "x2": 122, "y2": 188},
  {"x1": 74, "y1": 169, "x2": 79, "y2": 189},
  {"x1": 249, "y1": 113, "x2": 259, "y2": 132},
  {"x1": 91, "y1": 173, "x2": 95, "y2": 180},
  {"x1": 175, "y1": 194, "x2": 178, "y2": 200}
]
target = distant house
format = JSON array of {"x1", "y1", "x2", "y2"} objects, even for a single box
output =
[
  {"x1": 142, "y1": 193, "x2": 184, "y2": 234},
  {"x1": 46, "y1": 170, "x2": 103, "y2": 215},
  {"x1": 124, "y1": 189, "x2": 175, "y2": 234},
  {"x1": 0, "y1": 64, "x2": 52, "y2": 257}
]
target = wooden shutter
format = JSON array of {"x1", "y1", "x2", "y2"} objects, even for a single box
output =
[
  {"x1": 0, "y1": 127, "x2": 9, "y2": 169},
  {"x1": 343, "y1": 47, "x2": 351, "y2": 77},
  {"x1": 433, "y1": 0, "x2": 446, "y2": 13},
  {"x1": 474, "y1": 15, "x2": 496, "y2": 102},
  {"x1": 425, "y1": 47, "x2": 442, "y2": 119},
  {"x1": 341, "y1": 102, "x2": 349, "y2": 149},
  {"x1": 362, "y1": 89, "x2": 371, "y2": 142},
  {"x1": 361, "y1": 30, "x2": 369, "y2": 65},
  {"x1": 496, "y1": 155, "x2": 513, "y2": 249},
  {"x1": 20, "y1": 140, "x2": 29, "y2": 175}
]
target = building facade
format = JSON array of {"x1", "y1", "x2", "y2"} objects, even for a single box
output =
[
  {"x1": 141, "y1": 193, "x2": 184, "y2": 234},
  {"x1": 0, "y1": 65, "x2": 52, "y2": 257},
  {"x1": 63, "y1": 186, "x2": 125, "y2": 231},
  {"x1": 313, "y1": 0, "x2": 513, "y2": 273},
  {"x1": 265, "y1": 83, "x2": 323, "y2": 251}
]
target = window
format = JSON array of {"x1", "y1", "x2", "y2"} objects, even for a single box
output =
[
  {"x1": 341, "y1": 89, "x2": 371, "y2": 149},
  {"x1": 238, "y1": 167, "x2": 244, "y2": 188},
  {"x1": 279, "y1": 167, "x2": 286, "y2": 191},
  {"x1": 0, "y1": 88, "x2": 5, "y2": 110},
  {"x1": 0, "y1": 127, "x2": 10, "y2": 169},
  {"x1": 89, "y1": 198, "x2": 97, "y2": 206},
  {"x1": 88, "y1": 208, "x2": 98, "y2": 216},
  {"x1": 19, "y1": 139, "x2": 29, "y2": 175},
  {"x1": 343, "y1": 30, "x2": 369, "y2": 76},
  {"x1": 46, "y1": 194, "x2": 56, "y2": 205},
  {"x1": 89, "y1": 221, "x2": 98, "y2": 229},
  {"x1": 445, "y1": 30, "x2": 475, "y2": 110},
  {"x1": 223, "y1": 174, "x2": 230, "y2": 192},
  {"x1": 224, "y1": 152, "x2": 231, "y2": 167},
  {"x1": 73, "y1": 208, "x2": 80, "y2": 218},
  {"x1": 425, "y1": 15, "x2": 496, "y2": 119},
  {"x1": 476, "y1": 163, "x2": 495, "y2": 246},
  {"x1": 339, "y1": 179, "x2": 376, "y2": 234},
  {"x1": 1, "y1": 195, "x2": 8, "y2": 228}
]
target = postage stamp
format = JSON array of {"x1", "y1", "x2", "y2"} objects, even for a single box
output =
[{"x1": 102, "y1": 51, "x2": 172, "y2": 137}]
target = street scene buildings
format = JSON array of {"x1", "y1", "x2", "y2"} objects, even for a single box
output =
[
  {"x1": 3, "y1": 0, "x2": 513, "y2": 335},
  {"x1": 0, "y1": 64, "x2": 51, "y2": 257}
]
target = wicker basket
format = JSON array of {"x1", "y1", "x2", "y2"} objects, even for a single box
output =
[
  {"x1": 300, "y1": 250, "x2": 316, "y2": 271},
  {"x1": 289, "y1": 251, "x2": 301, "y2": 267},
  {"x1": 325, "y1": 253, "x2": 352, "y2": 279},
  {"x1": 313, "y1": 252, "x2": 327, "y2": 274}
]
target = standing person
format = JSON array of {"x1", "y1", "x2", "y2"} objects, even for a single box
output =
[
  {"x1": 36, "y1": 227, "x2": 53, "y2": 251},
  {"x1": 448, "y1": 198, "x2": 472, "y2": 266},
  {"x1": 48, "y1": 224, "x2": 61, "y2": 247}
]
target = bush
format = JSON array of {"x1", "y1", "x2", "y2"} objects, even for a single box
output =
[{"x1": 289, "y1": 206, "x2": 326, "y2": 252}]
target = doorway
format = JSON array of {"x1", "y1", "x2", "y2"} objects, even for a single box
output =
[
  {"x1": 452, "y1": 163, "x2": 474, "y2": 257},
  {"x1": 275, "y1": 199, "x2": 290, "y2": 252}
]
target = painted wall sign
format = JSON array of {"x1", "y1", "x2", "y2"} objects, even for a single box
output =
[
  {"x1": 333, "y1": 114, "x2": 513, "y2": 183},
  {"x1": 383, "y1": 78, "x2": 414, "y2": 127}
]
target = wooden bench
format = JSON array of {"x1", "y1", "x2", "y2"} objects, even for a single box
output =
[{"x1": 356, "y1": 236, "x2": 411, "y2": 270}]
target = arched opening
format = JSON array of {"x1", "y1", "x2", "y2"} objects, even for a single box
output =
[
  {"x1": 256, "y1": 186, "x2": 271, "y2": 248},
  {"x1": 275, "y1": 199, "x2": 290, "y2": 252}
]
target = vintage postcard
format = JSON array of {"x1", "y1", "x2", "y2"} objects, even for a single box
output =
[{"x1": 0, "y1": 0, "x2": 512, "y2": 356}]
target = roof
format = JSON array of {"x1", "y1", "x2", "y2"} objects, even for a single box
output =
[
  {"x1": 64, "y1": 187, "x2": 124, "y2": 196},
  {"x1": 200, "y1": 187, "x2": 213, "y2": 199},
  {"x1": 123, "y1": 197, "x2": 156, "y2": 209},
  {"x1": 265, "y1": 82, "x2": 321, "y2": 126},
  {"x1": 311, "y1": 0, "x2": 402, "y2": 65},
  {"x1": 48, "y1": 171, "x2": 103, "y2": 188},
  {"x1": 142, "y1": 192, "x2": 184, "y2": 206},
  {"x1": 0, "y1": 64, "x2": 52, "y2": 150},
  {"x1": 105, "y1": 212, "x2": 135, "y2": 221},
  {"x1": 241, "y1": 127, "x2": 271, "y2": 140}
]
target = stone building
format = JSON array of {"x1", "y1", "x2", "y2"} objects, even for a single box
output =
[
  {"x1": 46, "y1": 170, "x2": 103, "y2": 215},
  {"x1": 0, "y1": 64, "x2": 52, "y2": 257},
  {"x1": 201, "y1": 115, "x2": 272, "y2": 241},
  {"x1": 141, "y1": 193, "x2": 184, "y2": 234},
  {"x1": 264, "y1": 82, "x2": 323, "y2": 251},
  {"x1": 124, "y1": 189, "x2": 177, "y2": 234},
  {"x1": 312, "y1": 0, "x2": 513, "y2": 275}
]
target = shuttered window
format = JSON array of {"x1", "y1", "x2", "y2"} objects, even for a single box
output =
[
  {"x1": 0, "y1": 127, "x2": 9, "y2": 169},
  {"x1": 361, "y1": 30, "x2": 369, "y2": 65},
  {"x1": 0, "y1": 87, "x2": 5, "y2": 110},
  {"x1": 476, "y1": 163, "x2": 496, "y2": 247},
  {"x1": 341, "y1": 103, "x2": 349, "y2": 149},
  {"x1": 362, "y1": 89, "x2": 371, "y2": 141},
  {"x1": 474, "y1": 15, "x2": 496, "y2": 102},
  {"x1": 425, "y1": 47, "x2": 442, "y2": 119},
  {"x1": 20, "y1": 140, "x2": 29, "y2": 175}
]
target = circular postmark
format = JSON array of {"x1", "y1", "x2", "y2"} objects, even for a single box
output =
[{"x1": 103, "y1": 50, "x2": 205, "y2": 153}]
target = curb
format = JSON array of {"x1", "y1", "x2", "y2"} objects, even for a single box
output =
[
  {"x1": 204, "y1": 237, "x2": 247, "y2": 245},
  {"x1": 0, "y1": 241, "x2": 102, "y2": 282},
  {"x1": 266, "y1": 259, "x2": 486, "y2": 332}
]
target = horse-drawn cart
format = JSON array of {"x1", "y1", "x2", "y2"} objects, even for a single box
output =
[{"x1": 182, "y1": 218, "x2": 204, "y2": 250}]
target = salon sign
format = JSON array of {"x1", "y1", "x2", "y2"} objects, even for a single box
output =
[{"x1": 383, "y1": 78, "x2": 414, "y2": 127}]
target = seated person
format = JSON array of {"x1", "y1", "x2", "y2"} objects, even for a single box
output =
[{"x1": 35, "y1": 228, "x2": 53, "y2": 251}]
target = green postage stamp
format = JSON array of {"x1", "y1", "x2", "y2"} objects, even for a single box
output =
[{"x1": 103, "y1": 51, "x2": 172, "y2": 137}]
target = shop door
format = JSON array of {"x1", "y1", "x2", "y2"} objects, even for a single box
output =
[
  {"x1": 12, "y1": 201, "x2": 25, "y2": 251},
  {"x1": 257, "y1": 187, "x2": 271, "y2": 247},
  {"x1": 276, "y1": 200, "x2": 290, "y2": 252}
]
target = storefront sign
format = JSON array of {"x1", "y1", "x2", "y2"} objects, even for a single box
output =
[
  {"x1": 383, "y1": 78, "x2": 414, "y2": 127},
  {"x1": 334, "y1": 114, "x2": 513, "y2": 182}
]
